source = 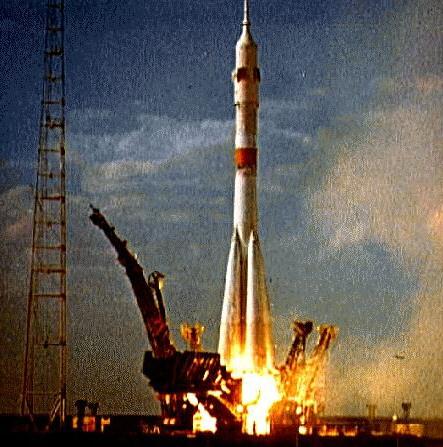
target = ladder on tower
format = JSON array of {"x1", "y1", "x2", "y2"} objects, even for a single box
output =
[{"x1": 21, "y1": 0, "x2": 68, "y2": 431}]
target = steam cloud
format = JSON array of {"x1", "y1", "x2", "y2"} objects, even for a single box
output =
[{"x1": 312, "y1": 88, "x2": 443, "y2": 418}]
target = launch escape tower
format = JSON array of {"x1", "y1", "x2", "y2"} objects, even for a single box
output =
[
  {"x1": 218, "y1": 0, "x2": 274, "y2": 375},
  {"x1": 21, "y1": 0, "x2": 67, "y2": 429}
]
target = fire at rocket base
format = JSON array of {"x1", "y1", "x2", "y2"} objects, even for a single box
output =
[{"x1": 218, "y1": 0, "x2": 274, "y2": 376}]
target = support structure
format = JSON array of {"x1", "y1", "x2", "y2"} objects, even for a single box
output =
[{"x1": 21, "y1": 0, "x2": 67, "y2": 430}]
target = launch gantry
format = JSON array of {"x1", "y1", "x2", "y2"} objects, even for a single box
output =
[
  {"x1": 22, "y1": 0, "x2": 68, "y2": 430},
  {"x1": 89, "y1": 207, "x2": 242, "y2": 431},
  {"x1": 90, "y1": 206, "x2": 337, "y2": 434}
]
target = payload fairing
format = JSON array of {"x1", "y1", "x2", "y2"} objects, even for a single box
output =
[{"x1": 218, "y1": 0, "x2": 274, "y2": 374}]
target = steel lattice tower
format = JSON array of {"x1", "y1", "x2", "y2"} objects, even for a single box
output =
[{"x1": 21, "y1": 0, "x2": 67, "y2": 430}]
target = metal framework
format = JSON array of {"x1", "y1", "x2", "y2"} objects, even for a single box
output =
[{"x1": 21, "y1": 0, "x2": 67, "y2": 430}]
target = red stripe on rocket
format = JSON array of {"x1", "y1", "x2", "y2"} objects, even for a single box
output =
[{"x1": 218, "y1": 0, "x2": 274, "y2": 374}]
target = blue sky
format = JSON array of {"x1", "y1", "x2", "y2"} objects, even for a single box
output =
[{"x1": 1, "y1": 0, "x2": 442, "y2": 417}]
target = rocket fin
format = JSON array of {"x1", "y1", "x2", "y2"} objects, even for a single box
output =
[
  {"x1": 245, "y1": 231, "x2": 274, "y2": 371},
  {"x1": 218, "y1": 228, "x2": 245, "y2": 370}
]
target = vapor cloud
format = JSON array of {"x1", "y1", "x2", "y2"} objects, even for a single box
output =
[{"x1": 311, "y1": 86, "x2": 443, "y2": 417}]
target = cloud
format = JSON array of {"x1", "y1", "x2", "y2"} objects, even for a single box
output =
[
  {"x1": 71, "y1": 113, "x2": 232, "y2": 165},
  {"x1": 376, "y1": 75, "x2": 443, "y2": 103},
  {"x1": 83, "y1": 160, "x2": 157, "y2": 193},
  {"x1": 428, "y1": 204, "x2": 443, "y2": 242},
  {"x1": 261, "y1": 98, "x2": 311, "y2": 114},
  {"x1": 0, "y1": 186, "x2": 33, "y2": 242},
  {"x1": 70, "y1": 111, "x2": 235, "y2": 201},
  {"x1": 3, "y1": 214, "x2": 31, "y2": 240},
  {"x1": 310, "y1": 96, "x2": 443, "y2": 417},
  {"x1": 302, "y1": 4, "x2": 443, "y2": 416},
  {"x1": 415, "y1": 75, "x2": 443, "y2": 96},
  {"x1": 310, "y1": 104, "x2": 442, "y2": 260},
  {"x1": 158, "y1": 209, "x2": 194, "y2": 224}
]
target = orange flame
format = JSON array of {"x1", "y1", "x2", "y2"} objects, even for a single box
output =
[
  {"x1": 228, "y1": 356, "x2": 281, "y2": 435},
  {"x1": 187, "y1": 393, "x2": 217, "y2": 433},
  {"x1": 241, "y1": 372, "x2": 280, "y2": 435}
]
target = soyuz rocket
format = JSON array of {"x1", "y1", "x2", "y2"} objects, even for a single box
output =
[{"x1": 218, "y1": 0, "x2": 274, "y2": 374}]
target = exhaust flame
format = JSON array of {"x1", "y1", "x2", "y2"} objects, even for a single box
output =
[
  {"x1": 193, "y1": 403, "x2": 217, "y2": 433},
  {"x1": 242, "y1": 372, "x2": 280, "y2": 435},
  {"x1": 187, "y1": 393, "x2": 217, "y2": 433},
  {"x1": 228, "y1": 356, "x2": 281, "y2": 435}
]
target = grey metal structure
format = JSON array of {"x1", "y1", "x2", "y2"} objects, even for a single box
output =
[{"x1": 21, "y1": 0, "x2": 67, "y2": 430}]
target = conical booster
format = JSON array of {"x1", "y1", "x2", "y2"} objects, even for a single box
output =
[{"x1": 218, "y1": 0, "x2": 274, "y2": 374}]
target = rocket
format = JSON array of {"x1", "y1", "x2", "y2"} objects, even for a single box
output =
[{"x1": 218, "y1": 0, "x2": 274, "y2": 374}]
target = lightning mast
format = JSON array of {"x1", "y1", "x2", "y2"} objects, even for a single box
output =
[{"x1": 21, "y1": 0, "x2": 67, "y2": 430}]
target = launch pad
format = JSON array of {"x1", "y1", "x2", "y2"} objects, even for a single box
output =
[
  {"x1": 89, "y1": 204, "x2": 336, "y2": 437},
  {"x1": 87, "y1": 0, "x2": 337, "y2": 437}
]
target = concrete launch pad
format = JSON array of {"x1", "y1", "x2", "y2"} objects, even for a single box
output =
[{"x1": 2, "y1": 431, "x2": 442, "y2": 447}]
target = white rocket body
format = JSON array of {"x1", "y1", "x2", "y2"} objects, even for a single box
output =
[{"x1": 218, "y1": 0, "x2": 274, "y2": 374}]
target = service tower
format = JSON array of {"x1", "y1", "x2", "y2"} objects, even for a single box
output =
[{"x1": 218, "y1": 0, "x2": 274, "y2": 375}]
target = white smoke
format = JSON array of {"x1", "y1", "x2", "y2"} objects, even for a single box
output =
[{"x1": 311, "y1": 91, "x2": 443, "y2": 418}]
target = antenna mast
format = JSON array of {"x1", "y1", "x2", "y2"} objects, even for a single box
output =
[{"x1": 21, "y1": 0, "x2": 68, "y2": 430}]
